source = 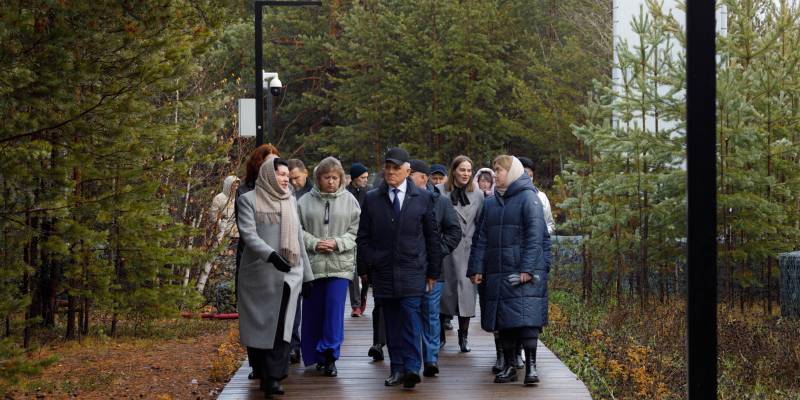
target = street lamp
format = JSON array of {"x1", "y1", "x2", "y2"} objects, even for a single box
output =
[{"x1": 254, "y1": 0, "x2": 322, "y2": 146}]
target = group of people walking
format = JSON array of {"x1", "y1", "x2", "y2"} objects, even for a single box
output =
[{"x1": 228, "y1": 144, "x2": 553, "y2": 398}]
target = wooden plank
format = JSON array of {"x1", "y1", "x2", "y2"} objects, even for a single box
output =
[{"x1": 218, "y1": 290, "x2": 591, "y2": 399}]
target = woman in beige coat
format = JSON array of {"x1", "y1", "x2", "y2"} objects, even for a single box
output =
[{"x1": 236, "y1": 156, "x2": 313, "y2": 397}]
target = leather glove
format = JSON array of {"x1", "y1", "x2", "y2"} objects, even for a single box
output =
[
  {"x1": 268, "y1": 252, "x2": 292, "y2": 273},
  {"x1": 302, "y1": 281, "x2": 314, "y2": 298}
]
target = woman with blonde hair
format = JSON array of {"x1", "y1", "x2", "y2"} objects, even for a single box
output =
[
  {"x1": 437, "y1": 155, "x2": 484, "y2": 352},
  {"x1": 297, "y1": 157, "x2": 361, "y2": 377},
  {"x1": 467, "y1": 155, "x2": 551, "y2": 386}
]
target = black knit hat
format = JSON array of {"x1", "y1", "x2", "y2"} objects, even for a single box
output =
[
  {"x1": 349, "y1": 162, "x2": 368, "y2": 179},
  {"x1": 518, "y1": 156, "x2": 535, "y2": 172}
]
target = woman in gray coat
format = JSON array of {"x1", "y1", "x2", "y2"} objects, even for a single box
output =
[
  {"x1": 438, "y1": 155, "x2": 484, "y2": 352},
  {"x1": 236, "y1": 156, "x2": 313, "y2": 398}
]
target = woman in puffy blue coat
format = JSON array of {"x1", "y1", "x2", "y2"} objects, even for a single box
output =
[{"x1": 467, "y1": 155, "x2": 551, "y2": 386}]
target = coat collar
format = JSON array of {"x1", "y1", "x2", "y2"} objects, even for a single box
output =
[
  {"x1": 378, "y1": 177, "x2": 419, "y2": 197},
  {"x1": 495, "y1": 175, "x2": 537, "y2": 205}
]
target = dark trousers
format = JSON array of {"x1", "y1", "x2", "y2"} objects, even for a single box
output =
[
  {"x1": 348, "y1": 272, "x2": 370, "y2": 309},
  {"x1": 498, "y1": 327, "x2": 539, "y2": 356},
  {"x1": 247, "y1": 283, "x2": 292, "y2": 380},
  {"x1": 300, "y1": 278, "x2": 348, "y2": 366},
  {"x1": 372, "y1": 304, "x2": 386, "y2": 346},
  {"x1": 291, "y1": 295, "x2": 302, "y2": 352},
  {"x1": 381, "y1": 296, "x2": 423, "y2": 375}
]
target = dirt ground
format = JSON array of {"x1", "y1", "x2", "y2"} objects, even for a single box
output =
[{"x1": 7, "y1": 320, "x2": 245, "y2": 400}]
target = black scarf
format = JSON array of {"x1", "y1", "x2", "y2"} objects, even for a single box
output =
[{"x1": 451, "y1": 185, "x2": 471, "y2": 207}]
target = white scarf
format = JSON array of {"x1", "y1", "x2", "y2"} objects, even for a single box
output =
[{"x1": 495, "y1": 157, "x2": 524, "y2": 196}]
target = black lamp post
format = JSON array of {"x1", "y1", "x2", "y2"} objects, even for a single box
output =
[
  {"x1": 254, "y1": 1, "x2": 322, "y2": 146},
  {"x1": 686, "y1": 1, "x2": 717, "y2": 399}
]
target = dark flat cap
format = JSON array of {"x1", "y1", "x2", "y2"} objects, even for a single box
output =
[{"x1": 409, "y1": 159, "x2": 430, "y2": 175}]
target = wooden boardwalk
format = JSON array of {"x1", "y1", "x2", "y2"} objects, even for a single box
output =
[{"x1": 219, "y1": 291, "x2": 591, "y2": 399}]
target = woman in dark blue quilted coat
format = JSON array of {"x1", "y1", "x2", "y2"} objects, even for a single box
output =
[{"x1": 467, "y1": 155, "x2": 551, "y2": 386}]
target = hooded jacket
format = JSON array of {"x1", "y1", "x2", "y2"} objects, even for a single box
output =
[
  {"x1": 297, "y1": 157, "x2": 361, "y2": 281},
  {"x1": 212, "y1": 175, "x2": 239, "y2": 242},
  {"x1": 475, "y1": 167, "x2": 496, "y2": 198}
]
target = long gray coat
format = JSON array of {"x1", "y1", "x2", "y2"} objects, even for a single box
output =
[
  {"x1": 438, "y1": 184, "x2": 484, "y2": 317},
  {"x1": 236, "y1": 190, "x2": 313, "y2": 349}
]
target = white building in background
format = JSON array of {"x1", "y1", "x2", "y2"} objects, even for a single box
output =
[{"x1": 612, "y1": 0, "x2": 727, "y2": 133}]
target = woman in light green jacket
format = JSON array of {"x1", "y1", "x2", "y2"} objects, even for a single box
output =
[{"x1": 297, "y1": 156, "x2": 361, "y2": 377}]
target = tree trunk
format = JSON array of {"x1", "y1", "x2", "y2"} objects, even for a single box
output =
[
  {"x1": 110, "y1": 313, "x2": 118, "y2": 337},
  {"x1": 581, "y1": 242, "x2": 592, "y2": 302},
  {"x1": 81, "y1": 298, "x2": 90, "y2": 335},
  {"x1": 196, "y1": 260, "x2": 215, "y2": 294},
  {"x1": 66, "y1": 295, "x2": 76, "y2": 339},
  {"x1": 766, "y1": 257, "x2": 773, "y2": 315}
]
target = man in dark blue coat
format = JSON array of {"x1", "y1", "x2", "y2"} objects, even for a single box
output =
[
  {"x1": 357, "y1": 148, "x2": 442, "y2": 389},
  {"x1": 409, "y1": 159, "x2": 462, "y2": 377}
]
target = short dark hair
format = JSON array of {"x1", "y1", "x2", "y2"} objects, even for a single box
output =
[
  {"x1": 274, "y1": 158, "x2": 289, "y2": 169},
  {"x1": 518, "y1": 156, "x2": 535, "y2": 172},
  {"x1": 477, "y1": 171, "x2": 493, "y2": 182},
  {"x1": 287, "y1": 159, "x2": 307, "y2": 172}
]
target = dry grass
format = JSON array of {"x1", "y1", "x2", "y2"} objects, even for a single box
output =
[
  {"x1": 543, "y1": 289, "x2": 800, "y2": 400},
  {"x1": 5, "y1": 318, "x2": 245, "y2": 399}
]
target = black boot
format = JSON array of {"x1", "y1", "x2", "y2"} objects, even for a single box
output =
[
  {"x1": 247, "y1": 347, "x2": 264, "y2": 380},
  {"x1": 423, "y1": 362, "x2": 439, "y2": 377},
  {"x1": 289, "y1": 348, "x2": 300, "y2": 364},
  {"x1": 492, "y1": 338, "x2": 505, "y2": 373},
  {"x1": 458, "y1": 330, "x2": 471, "y2": 353},
  {"x1": 515, "y1": 346, "x2": 525, "y2": 369},
  {"x1": 524, "y1": 347, "x2": 539, "y2": 385},
  {"x1": 323, "y1": 349, "x2": 338, "y2": 377},
  {"x1": 261, "y1": 378, "x2": 284, "y2": 397},
  {"x1": 368, "y1": 344, "x2": 384, "y2": 361},
  {"x1": 385, "y1": 371, "x2": 404, "y2": 386},
  {"x1": 442, "y1": 314, "x2": 454, "y2": 330},
  {"x1": 494, "y1": 349, "x2": 518, "y2": 383}
]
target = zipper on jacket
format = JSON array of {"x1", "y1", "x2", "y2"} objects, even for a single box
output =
[{"x1": 324, "y1": 200, "x2": 330, "y2": 276}]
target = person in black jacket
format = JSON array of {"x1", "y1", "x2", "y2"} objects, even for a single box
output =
[
  {"x1": 282, "y1": 158, "x2": 313, "y2": 364},
  {"x1": 346, "y1": 162, "x2": 371, "y2": 317},
  {"x1": 346, "y1": 162, "x2": 370, "y2": 207},
  {"x1": 357, "y1": 148, "x2": 442, "y2": 390},
  {"x1": 409, "y1": 159, "x2": 462, "y2": 377},
  {"x1": 288, "y1": 159, "x2": 313, "y2": 200}
]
